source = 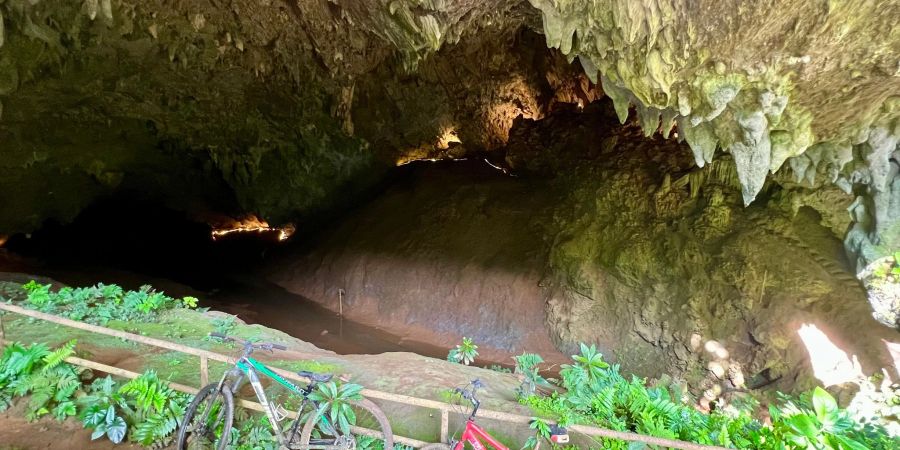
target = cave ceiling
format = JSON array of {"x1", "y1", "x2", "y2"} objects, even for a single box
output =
[{"x1": 0, "y1": 0, "x2": 898, "y2": 265}]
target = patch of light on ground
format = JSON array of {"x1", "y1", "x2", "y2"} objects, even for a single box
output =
[
  {"x1": 883, "y1": 339, "x2": 900, "y2": 376},
  {"x1": 798, "y1": 323, "x2": 864, "y2": 386}
]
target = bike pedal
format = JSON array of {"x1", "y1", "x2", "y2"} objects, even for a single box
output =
[{"x1": 273, "y1": 403, "x2": 289, "y2": 422}]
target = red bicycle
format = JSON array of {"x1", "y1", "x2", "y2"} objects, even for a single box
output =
[{"x1": 422, "y1": 379, "x2": 569, "y2": 450}]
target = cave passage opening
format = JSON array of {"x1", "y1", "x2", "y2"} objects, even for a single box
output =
[{"x1": 0, "y1": 156, "x2": 530, "y2": 366}]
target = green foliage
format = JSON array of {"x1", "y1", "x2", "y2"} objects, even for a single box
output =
[
  {"x1": 230, "y1": 414, "x2": 278, "y2": 450},
  {"x1": 515, "y1": 353, "x2": 549, "y2": 396},
  {"x1": 872, "y1": 253, "x2": 900, "y2": 281},
  {"x1": 559, "y1": 343, "x2": 610, "y2": 395},
  {"x1": 83, "y1": 405, "x2": 128, "y2": 444},
  {"x1": 488, "y1": 364, "x2": 512, "y2": 373},
  {"x1": 181, "y1": 296, "x2": 199, "y2": 309},
  {"x1": 522, "y1": 418, "x2": 552, "y2": 449},
  {"x1": 23, "y1": 280, "x2": 53, "y2": 310},
  {"x1": 19, "y1": 281, "x2": 191, "y2": 325},
  {"x1": 519, "y1": 344, "x2": 898, "y2": 450},
  {"x1": 80, "y1": 371, "x2": 188, "y2": 446},
  {"x1": 306, "y1": 380, "x2": 364, "y2": 435},
  {"x1": 355, "y1": 435, "x2": 393, "y2": 450},
  {"x1": 120, "y1": 370, "x2": 187, "y2": 446},
  {"x1": 211, "y1": 315, "x2": 238, "y2": 337},
  {"x1": 0, "y1": 340, "x2": 81, "y2": 421},
  {"x1": 447, "y1": 337, "x2": 479, "y2": 366},
  {"x1": 772, "y1": 388, "x2": 870, "y2": 450}
]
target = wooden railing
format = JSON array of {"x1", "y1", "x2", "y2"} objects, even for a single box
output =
[{"x1": 0, "y1": 302, "x2": 728, "y2": 450}]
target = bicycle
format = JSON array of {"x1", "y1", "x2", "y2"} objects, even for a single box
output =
[
  {"x1": 176, "y1": 333, "x2": 393, "y2": 450},
  {"x1": 421, "y1": 379, "x2": 568, "y2": 450}
]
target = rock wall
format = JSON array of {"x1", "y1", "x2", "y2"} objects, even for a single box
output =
[
  {"x1": 272, "y1": 102, "x2": 899, "y2": 393},
  {"x1": 269, "y1": 160, "x2": 569, "y2": 364}
]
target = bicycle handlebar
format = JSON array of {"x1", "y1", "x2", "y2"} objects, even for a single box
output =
[
  {"x1": 455, "y1": 378, "x2": 485, "y2": 397},
  {"x1": 209, "y1": 333, "x2": 287, "y2": 354},
  {"x1": 455, "y1": 379, "x2": 484, "y2": 418}
]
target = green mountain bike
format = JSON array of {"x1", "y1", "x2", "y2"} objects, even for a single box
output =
[{"x1": 176, "y1": 333, "x2": 393, "y2": 449}]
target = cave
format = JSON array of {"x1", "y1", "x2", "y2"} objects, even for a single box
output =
[{"x1": 1, "y1": 0, "x2": 899, "y2": 408}]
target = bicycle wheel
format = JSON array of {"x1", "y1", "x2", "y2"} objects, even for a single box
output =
[
  {"x1": 176, "y1": 383, "x2": 235, "y2": 450},
  {"x1": 299, "y1": 398, "x2": 394, "y2": 449}
]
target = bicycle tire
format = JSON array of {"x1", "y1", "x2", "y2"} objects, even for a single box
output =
[
  {"x1": 420, "y1": 444, "x2": 452, "y2": 450},
  {"x1": 298, "y1": 397, "x2": 394, "y2": 449},
  {"x1": 176, "y1": 383, "x2": 235, "y2": 450}
]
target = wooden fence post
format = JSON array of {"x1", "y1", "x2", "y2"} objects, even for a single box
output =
[
  {"x1": 440, "y1": 409, "x2": 449, "y2": 443},
  {"x1": 200, "y1": 355, "x2": 209, "y2": 387}
]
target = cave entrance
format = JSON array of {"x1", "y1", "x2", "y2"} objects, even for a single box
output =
[{"x1": 0, "y1": 99, "x2": 895, "y2": 390}]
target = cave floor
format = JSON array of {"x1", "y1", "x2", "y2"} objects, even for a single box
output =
[
  {"x1": 0, "y1": 278, "x2": 548, "y2": 445},
  {"x1": 0, "y1": 403, "x2": 144, "y2": 450}
]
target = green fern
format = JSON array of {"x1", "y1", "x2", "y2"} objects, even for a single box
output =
[
  {"x1": 0, "y1": 341, "x2": 82, "y2": 421},
  {"x1": 42, "y1": 339, "x2": 76, "y2": 373},
  {"x1": 120, "y1": 370, "x2": 172, "y2": 414},
  {"x1": 132, "y1": 412, "x2": 178, "y2": 446},
  {"x1": 116, "y1": 371, "x2": 187, "y2": 446},
  {"x1": 1, "y1": 342, "x2": 50, "y2": 378}
]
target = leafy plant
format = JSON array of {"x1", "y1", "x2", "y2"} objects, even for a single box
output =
[
  {"x1": 80, "y1": 371, "x2": 187, "y2": 446},
  {"x1": 522, "y1": 417, "x2": 552, "y2": 449},
  {"x1": 181, "y1": 296, "x2": 199, "y2": 309},
  {"x1": 515, "y1": 353, "x2": 548, "y2": 396},
  {"x1": 231, "y1": 414, "x2": 278, "y2": 450},
  {"x1": 774, "y1": 387, "x2": 869, "y2": 450},
  {"x1": 559, "y1": 343, "x2": 610, "y2": 395},
  {"x1": 83, "y1": 404, "x2": 128, "y2": 443},
  {"x1": 16, "y1": 281, "x2": 189, "y2": 325},
  {"x1": 211, "y1": 315, "x2": 238, "y2": 337},
  {"x1": 0, "y1": 340, "x2": 82, "y2": 421},
  {"x1": 306, "y1": 380, "x2": 364, "y2": 435},
  {"x1": 519, "y1": 344, "x2": 898, "y2": 450},
  {"x1": 23, "y1": 280, "x2": 53, "y2": 310},
  {"x1": 355, "y1": 435, "x2": 393, "y2": 450},
  {"x1": 447, "y1": 337, "x2": 479, "y2": 366}
]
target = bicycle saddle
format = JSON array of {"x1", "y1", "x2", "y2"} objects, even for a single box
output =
[{"x1": 297, "y1": 371, "x2": 333, "y2": 383}]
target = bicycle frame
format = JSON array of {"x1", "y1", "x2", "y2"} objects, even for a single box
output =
[
  {"x1": 219, "y1": 355, "x2": 330, "y2": 449},
  {"x1": 451, "y1": 419, "x2": 509, "y2": 450}
]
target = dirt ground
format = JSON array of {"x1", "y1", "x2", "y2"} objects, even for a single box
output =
[{"x1": 0, "y1": 402, "x2": 143, "y2": 450}]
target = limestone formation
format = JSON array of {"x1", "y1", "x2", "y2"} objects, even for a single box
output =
[
  {"x1": 0, "y1": 3, "x2": 898, "y2": 287},
  {"x1": 526, "y1": 0, "x2": 900, "y2": 269}
]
